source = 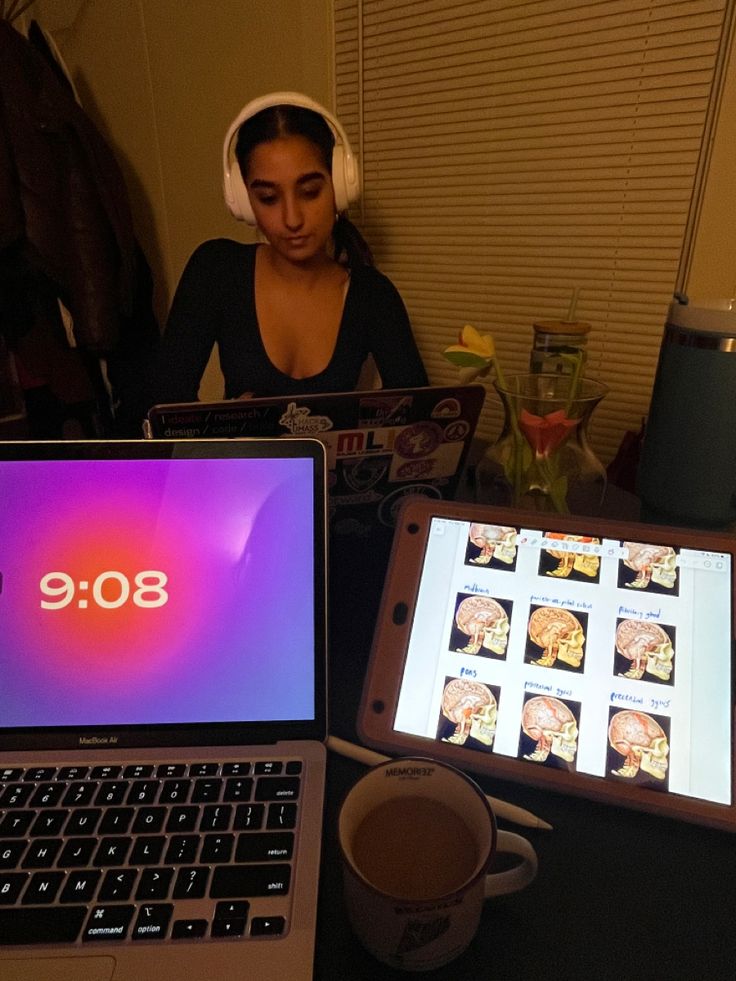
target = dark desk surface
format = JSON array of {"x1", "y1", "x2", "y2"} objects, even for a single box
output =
[{"x1": 316, "y1": 506, "x2": 736, "y2": 981}]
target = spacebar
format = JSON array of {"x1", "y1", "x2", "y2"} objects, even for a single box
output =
[{"x1": 0, "y1": 906, "x2": 87, "y2": 944}]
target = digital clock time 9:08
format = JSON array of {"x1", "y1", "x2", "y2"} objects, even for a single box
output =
[{"x1": 39, "y1": 571, "x2": 169, "y2": 610}]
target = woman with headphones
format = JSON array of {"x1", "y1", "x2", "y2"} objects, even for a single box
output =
[{"x1": 152, "y1": 92, "x2": 428, "y2": 403}]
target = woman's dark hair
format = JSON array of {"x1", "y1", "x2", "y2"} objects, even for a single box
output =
[{"x1": 234, "y1": 103, "x2": 373, "y2": 268}]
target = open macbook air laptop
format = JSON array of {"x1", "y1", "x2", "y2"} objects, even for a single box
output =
[
  {"x1": 359, "y1": 498, "x2": 736, "y2": 832},
  {"x1": 0, "y1": 437, "x2": 327, "y2": 981},
  {"x1": 145, "y1": 385, "x2": 485, "y2": 536}
]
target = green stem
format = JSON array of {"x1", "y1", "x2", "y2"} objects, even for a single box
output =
[
  {"x1": 492, "y1": 355, "x2": 508, "y2": 392},
  {"x1": 498, "y1": 375, "x2": 527, "y2": 505},
  {"x1": 535, "y1": 453, "x2": 570, "y2": 514},
  {"x1": 564, "y1": 352, "x2": 584, "y2": 415}
]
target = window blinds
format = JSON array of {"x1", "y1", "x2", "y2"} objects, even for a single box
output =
[{"x1": 334, "y1": 0, "x2": 735, "y2": 460}]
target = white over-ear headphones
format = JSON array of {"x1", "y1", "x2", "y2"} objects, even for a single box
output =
[{"x1": 222, "y1": 91, "x2": 360, "y2": 225}]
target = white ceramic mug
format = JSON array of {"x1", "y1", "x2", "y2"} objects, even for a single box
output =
[{"x1": 338, "y1": 757, "x2": 538, "y2": 972}]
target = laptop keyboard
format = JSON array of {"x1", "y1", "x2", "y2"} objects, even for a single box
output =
[{"x1": 0, "y1": 758, "x2": 302, "y2": 945}]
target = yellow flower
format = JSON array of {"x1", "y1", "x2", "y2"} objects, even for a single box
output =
[
  {"x1": 445, "y1": 324, "x2": 495, "y2": 362},
  {"x1": 443, "y1": 324, "x2": 504, "y2": 386}
]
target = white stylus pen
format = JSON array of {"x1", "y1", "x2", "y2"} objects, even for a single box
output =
[{"x1": 326, "y1": 735, "x2": 553, "y2": 831}]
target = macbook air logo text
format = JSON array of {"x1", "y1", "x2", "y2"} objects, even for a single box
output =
[{"x1": 79, "y1": 735, "x2": 119, "y2": 746}]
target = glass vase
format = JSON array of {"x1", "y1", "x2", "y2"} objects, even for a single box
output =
[{"x1": 476, "y1": 373, "x2": 608, "y2": 515}]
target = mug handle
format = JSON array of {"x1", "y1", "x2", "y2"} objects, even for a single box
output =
[{"x1": 484, "y1": 830, "x2": 538, "y2": 898}]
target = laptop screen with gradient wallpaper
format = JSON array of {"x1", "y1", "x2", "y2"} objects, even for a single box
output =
[{"x1": 0, "y1": 454, "x2": 316, "y2": 730}]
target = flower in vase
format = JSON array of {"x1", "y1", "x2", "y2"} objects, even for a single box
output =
[
  {"x1": 514, "y1": 408, "x2": 582, "y2": 512},
  {"x1": 518, "y1": 408, "x2": 579, "y2": 456},
  {"x1": 441, "y1": 325, "x2": 606, "y2": 513}
]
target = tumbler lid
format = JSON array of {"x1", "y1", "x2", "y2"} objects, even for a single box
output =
[{"x1": 667, "y1": 298, "x2": 736, "y2": 338}]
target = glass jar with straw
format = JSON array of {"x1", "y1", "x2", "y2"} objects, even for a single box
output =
[{"x1": 530, "y1": 288, "x2": 590, "y2": 378}]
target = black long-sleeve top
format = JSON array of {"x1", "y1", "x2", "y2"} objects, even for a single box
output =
[{"x1": 152, "y1": 239, "x2": 428, "y2": 404}]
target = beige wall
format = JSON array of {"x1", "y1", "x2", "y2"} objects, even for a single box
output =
[
  {"x1": 686, "y1": 26, "x2": 736, "y2": 303},
  {"x1": 22, "y1": 0, "x2": 333, "y2": 397}
]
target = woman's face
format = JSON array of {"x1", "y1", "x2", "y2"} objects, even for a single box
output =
[{"x1": 244, "y1": 135, "x2": 336, "y2": 264}]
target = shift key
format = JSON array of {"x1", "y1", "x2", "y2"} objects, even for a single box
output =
[{"x1": 211, "y1": 863, "x2": 291, "y2": 898}]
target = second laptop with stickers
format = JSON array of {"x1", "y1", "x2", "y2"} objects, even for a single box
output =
[{"x1": 145, "y1": 385, "x2": 485, "y2": 536}]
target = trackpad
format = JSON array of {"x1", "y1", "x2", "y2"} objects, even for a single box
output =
[{"x1": 2, "y1": 956, "x2": 116, "y2": 981}]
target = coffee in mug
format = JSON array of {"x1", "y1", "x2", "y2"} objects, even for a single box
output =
[
  {"x1": 338, "y1": 757, "x2": 537, "y2": 972},
  {"x1": 351, "y1": 796, "x2": 478, "y2": 899}
]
